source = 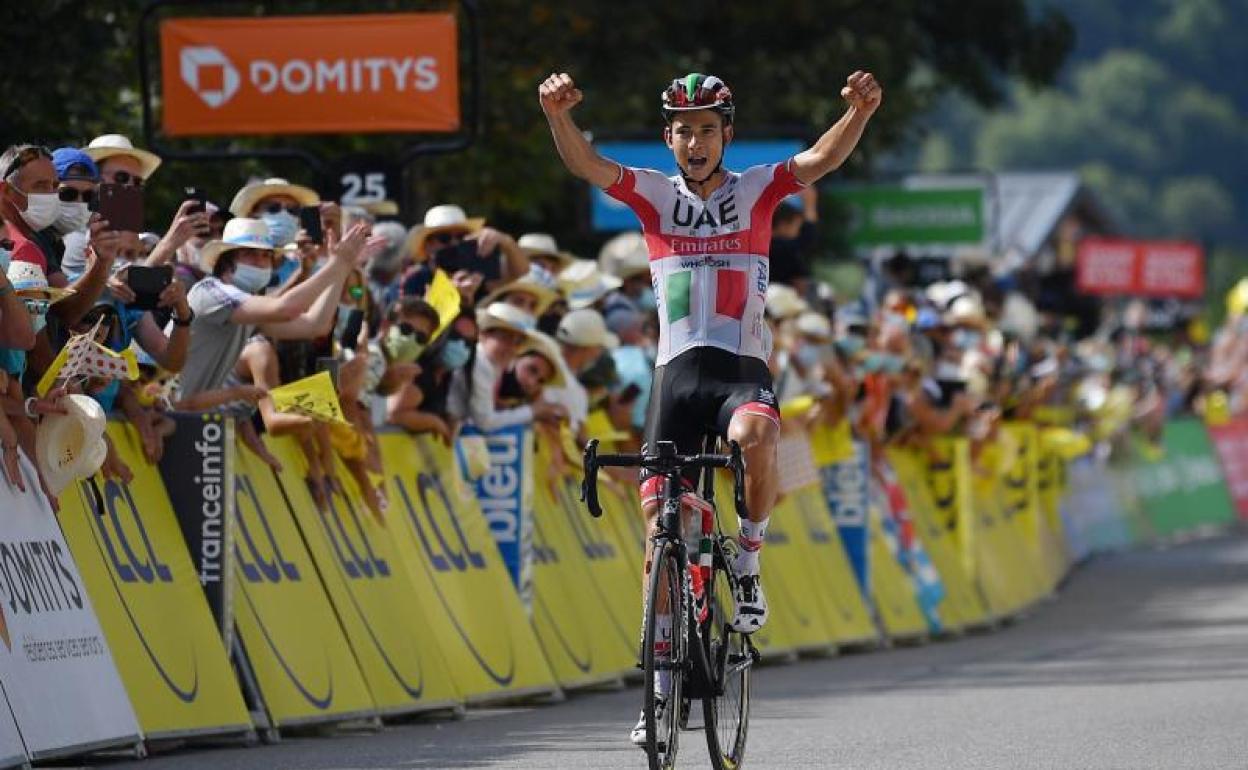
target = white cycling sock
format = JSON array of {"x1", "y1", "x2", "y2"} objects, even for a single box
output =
[
  {"x1": 654, "y1": 613, "x2": 672, "y2": 696},
  {"x1": 735, "y1": 515, "x2": 769, "y2": 575}
]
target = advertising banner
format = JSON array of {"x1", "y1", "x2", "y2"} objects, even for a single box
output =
[
  {"x1": 457, "y1": 424, "x2": 534, "y2": 604},
  {"x1": 161, "y1": 13, "x2": 459, "y2": 136},
  {"x1": 0, "y1": 454, "x2": 140, "y2": 760},
  {"x1": 826, "y1": 186, "x2": 985, "y2": 246},
  {"x1": 157, "y1": 413, "x2": 236, "y2": 644},
  {"x1": 1207, "y1": 418, "x2": 1248, "y2": 520},
  {"x1": 0, "y1": 689, "x2": 24, "y2": 769},
  {"x1": 1076, "y1": 239, "x2": 1204, "y2": 298},
  {"x1": 1131, "y1": 419, "x2": 1235, "y2": 535},
  {"x1": 56, "y1": 424, "x2": 251, "y2": 739},
  {"x1": 819, "y1": 440, "x2": 870, "y2": 590}
]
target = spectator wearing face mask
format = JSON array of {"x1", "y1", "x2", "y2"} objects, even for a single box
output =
[
  {"x1": 84, "y1": 134, "x2": 162, "y2": 270},
  {"x1": 401, "y1": 204, "x2": 528, "y2": 302},
  {"x1": 546, "y1": 308, "x2": 617, "y2": 436},
  {"x1": 598, "y1": 231, "x2": 655, "y2": 315},
  {"x1": 230, "y1": 177, "x2": 328, "y2": 291},
  {"x1": 180, "y1": 217, "x2": 372, "y2": 400}
]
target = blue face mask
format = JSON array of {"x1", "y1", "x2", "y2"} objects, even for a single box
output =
[
  {"x1": 439, "y1": 337, "x2": 472, "y2": 369},
  {"x1": 794, "y1": 343, "x2": 821, "y2": 367},
  {"x1": 261, "y1": 210, "x2": 299, "y2": 247},
  {"x1": 232, "y1": 263, "x2": 272, "y2": 294},
  {"x1": 951, "y1": 328, "x2": 982, "y2": 350},
  {"x1": 862, "y1": 352, "x2": 904, "y2": 374},
  {"x1": 635, "y1": 287, "x2": 657, "y2": 312},
  {"x1": 835, "y1": 335, "x2": 865, "y2": 356}
]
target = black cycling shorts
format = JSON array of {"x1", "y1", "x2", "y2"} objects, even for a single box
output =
[{"x1": 640, "y1": 346, "x2": 779, "y2": 498}]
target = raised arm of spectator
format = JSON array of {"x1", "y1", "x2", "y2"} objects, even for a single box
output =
[
  {"x1": 791, "y1": 71, "x2": 881, "y2": 185},
  {"x1": 539, "y1": 72, "x2": 620, "y2": 189},
  {"x1": 146, "y1": 200, "x2": 208, "y2": 266},
  {"x1": 229, "y1": 222, "x2": 371, "y2": 332},
  {"x1": 0, "y1": 268, "x2": 34, "y2": 350},
  {"x1": 51, "y1": 217, "x2": 119, "y2": 325}
]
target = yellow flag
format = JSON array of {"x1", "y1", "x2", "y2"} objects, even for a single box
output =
[
  {"x1": 269, "y1": 370, "x2": 351, "y2": 426},
  {"x1": 426, "y1": 269, "x2": 462, "y2": 341}
]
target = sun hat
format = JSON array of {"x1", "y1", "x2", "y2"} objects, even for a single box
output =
[
  {"x1": 795, "y1": 311, "x2": 833, "y2": 341},
  {"x1": 7, "y1": 260, "x2": 74, "y2": 303},
  {"x1": 35, "y1": 393, "x2": 108, "y2": 494},
  {"x1": 228, "y1": 177, "x2": 319, "y2": 217},
  {"x1": 479, "y1": 267, "x2": 561, "y2": 315},
  {"x1": 557, "y1": 308, "x2": 619, "y2": 350},
  {"x1": 943, "y1": 294, "x2": 990, "y2": 329},
  {"x1": 51, "y1": 147, "x2": 99, "y2": 182},
  {"x1": 406, "y1": 204, "x2": 486, "y2": 259},
  {"x1": 598, "y1": 231, "x2": 651, "y2": 279},
  {"x1": 765, "y1": 283, "x2": 808, "y2": 320},
  {"x1": 476, "y1": 301, "x2": 537, "y2": 336},
  {"x1": 518, "y1": 233, "x2": 576, "y2": 270},
  {"x1": 516, "y1": 331, "x2": 567, "y2": 388},
  {"x1": 84, "y1": 134, "x2": 162, "y2": 179},
  {"x1": 198, "y1": 218, "x2": 277, "y2": 273},
  {"x1": 559, "y1": 259, "x2": 623, "y2": 310}
]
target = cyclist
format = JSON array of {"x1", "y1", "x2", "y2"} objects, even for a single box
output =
[{"x1": 540, "y1": 68, "x2": 881, "y2": 742}]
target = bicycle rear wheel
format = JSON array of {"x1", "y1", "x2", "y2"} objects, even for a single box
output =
[
  {"x1": 642, "y1": 538, "x2": 685, "y2": 769},
  {"x1": 703, "y1": 537, "x2": 751, "y2": 769}
]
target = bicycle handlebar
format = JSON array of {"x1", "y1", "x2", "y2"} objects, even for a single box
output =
[{"x1": 581, "y1": 439, "x2": 749, "y2": 520}]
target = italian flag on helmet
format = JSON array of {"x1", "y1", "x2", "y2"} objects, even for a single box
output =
[{"x1": 661, "y1": 72, "x2": 735, "y2": 122}]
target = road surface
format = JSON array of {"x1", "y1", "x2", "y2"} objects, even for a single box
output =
[{"x1": 108, "y1": 534, "x2": 1248, "y2": 769}]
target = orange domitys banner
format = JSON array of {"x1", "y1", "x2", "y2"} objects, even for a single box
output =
[{"x1": 160, "y1": 13, "x2": 459, "y2": 136}]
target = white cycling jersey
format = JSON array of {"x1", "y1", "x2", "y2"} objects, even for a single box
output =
[{"x1": 605, "y1": 159, "x2": 804, "y2": 366}]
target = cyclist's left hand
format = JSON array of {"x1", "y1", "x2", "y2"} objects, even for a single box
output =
[{"x1": 841, "y1": 70, "x2": 882, "y2": 115}]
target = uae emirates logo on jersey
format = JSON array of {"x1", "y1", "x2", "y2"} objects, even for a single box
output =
[{"x1": 666, "y1": 269, "x2": 747, "y2": 324}]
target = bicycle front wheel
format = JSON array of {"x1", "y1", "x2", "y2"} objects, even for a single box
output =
[
  {"x1": 703, "y1": 537, "x2": 750, "y2": 770},
  {"x1": 642, "y1": 538, "x2": 685, "y2": 770}
]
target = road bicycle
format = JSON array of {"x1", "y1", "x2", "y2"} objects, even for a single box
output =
[{"x1": 583, "y1": 438, "x2": 759, "y2": 770}]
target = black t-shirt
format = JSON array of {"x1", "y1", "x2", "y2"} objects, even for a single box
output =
[{"x1": 768, "y1": 220, "x2": 815, "y2": 285}]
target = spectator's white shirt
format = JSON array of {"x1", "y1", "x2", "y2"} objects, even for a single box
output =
[
  {"x1": 542, "y1": 355, "x2": 589, "y2": 433},
  {"x1": 449, "y1": 345, "x2": 533, "y2": 431}
]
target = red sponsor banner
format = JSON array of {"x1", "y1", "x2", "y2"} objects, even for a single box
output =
[
  {"x1": 1076, "y1": 238, "x2": 1204, "y2": 298},
  {"x1": 1208, "y1": 418, "x2": 1248, "y2": 520},
  {"x1": 160, "y1": 14, "x2": 459, "y2": 136}
]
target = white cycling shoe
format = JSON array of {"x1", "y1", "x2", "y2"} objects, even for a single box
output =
[
  {"x1": 629, "y1": 696, "x2": 668, "y2": 747},
  {"x1": 730, "y1": 572, "x2": 768, "y2": 633}
]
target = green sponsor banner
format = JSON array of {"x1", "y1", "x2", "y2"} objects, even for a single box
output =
[
  {"x1": 829, "y1": 187, "x2": 984, "y2": 246},
  {"x1": 1129, "y1": 419, "x2": 1235, "y2": 536}
]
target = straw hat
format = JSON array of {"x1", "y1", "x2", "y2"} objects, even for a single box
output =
[
  {"x1": 476, "y1": 301, "x2": 537, "y2": 336},
  {"x1": 794, "y1": 311, "x2": 833, "y2": 341},
  {"x1": 765, "y1": 284, "x2": 808, "y2": 320},
  {"x1": 228, "y1": 177, "x2": 319, "y2": 217},
  {"x1": 84, "y1": 134, "x2": 162, "y2": 179},
  {"x1": 598, "y1": 231, "x2": 650, "y2": 279},
  {"x1": 559, "y1": 259, "x2": 623, "y2": 310},
  {"x1": 479, "y1": 272, "x2": 561, "y2": 316},
  {"x1": 35, "y1": 394, "x2": 108, "y2": 494},
  {"x1": 7, "y1": 260, "x2": 74, "y2": 303},
  {"x1": 943, "y1": 294, "x2": 989, "y2": 329},
  {"x1": 406, "y1": 204, "x2": 486, "y2": 259},
  {"x1": 517, "y1": 331, "x2": 567, "y2": 387},
  {"x1": 556, "y1": 308, "x2": 619, "y2": 350},
  {"x1": 518, "y1": 233, "x2": 576, "y2": 270},
  {"x1": 198, "y1": 218, "x2": 277, "y2": 273}
]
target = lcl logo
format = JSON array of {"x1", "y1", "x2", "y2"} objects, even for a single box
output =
[{"x1": 180, "y1": 46, "x2": 239, "y2": 108}]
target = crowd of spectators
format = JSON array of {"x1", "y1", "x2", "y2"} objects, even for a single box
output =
[{"x1": 0, "y1": 134, "x2": 1229, "y2": 512}]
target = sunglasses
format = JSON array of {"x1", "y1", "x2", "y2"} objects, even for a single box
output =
[
  {"x1": 1, "y1": 145, "x2": 53, "y2": 181},
  {"x1": 262, "y1": 202, "x2": 301, "y2": 216},
  {"x1": 398, "y1": 323, "x2": 431, "y2": 344},
  {"x1": 58, "y1": 186, "x2": 97, "y2": 205},
  {"x1": 109, "y1": 170, "x2": 144, "y2": 188}
]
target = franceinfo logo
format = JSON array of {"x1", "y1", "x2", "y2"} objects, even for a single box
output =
[
  {"x1": 178, "y1": 45, "x2": 440, "y2": 108},
  {"x1": 180, "y1": 46, "x2": 240, "y2": 108}
]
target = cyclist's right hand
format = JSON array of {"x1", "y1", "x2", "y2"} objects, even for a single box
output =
[{"x1": 539, "y1": 72, "x2": 583, "y2": 116}]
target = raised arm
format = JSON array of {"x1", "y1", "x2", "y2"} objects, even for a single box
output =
[
  {"x1": 791, "y1": 71, "x2": 883, "y2": 186},
  {"x1": 539, "y1": 72, "x2": 620, "y2": 189}
]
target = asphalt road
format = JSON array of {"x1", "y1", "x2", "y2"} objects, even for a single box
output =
[{"x1": 102, "y1": 534, "x2": 1248, "y2": 769}]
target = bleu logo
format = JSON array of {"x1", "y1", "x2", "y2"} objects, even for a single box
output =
[{"x1": 234, "y1": 474, "x2": 300, "y2": 584}]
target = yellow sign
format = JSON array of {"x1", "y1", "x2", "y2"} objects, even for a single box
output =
[
  {"x1": 231, "y1": 439, "x2": 377, "y2": 726},
  {"x1": 262, "y1": 438, "x2": 462, "y2": 714},
  {"x1": 56, "y1": 423, "x2": 251, "y2": 737},
  {"x1": 380, "y1": 433, "x2": 560, "y2": 703},
  {"x1": 269, "y1": 371, "x2": 350, "y2": 426},
  {"x1": 426, "y1": 268, "x2": 462, "y2": 340}
]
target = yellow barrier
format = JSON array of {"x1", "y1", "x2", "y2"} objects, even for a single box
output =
[
  {"x1": 380, "y1": 434, "x2": 560, "y2": 703},
  {"x1": 57, "y1": 423, "x2": 251, "y2": 738},
  {"x1": 866, "y1": 503, "x2": 929, "y2": 639},
  {"x1": 887, "y1": 448, "x2": 988, "y2": 630},
  {"x1": 260, "y1": 438, "x2": 462, "y2": 716},
  {"x1": 786, "y1": 485, "x2": 878, "y2": 646},
  {"x1": 529, "y1": 443, "x2": 635, "y2": 687},
  {"x1": 231, "y1": 440, "x2": 377, "y2": 727}
]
